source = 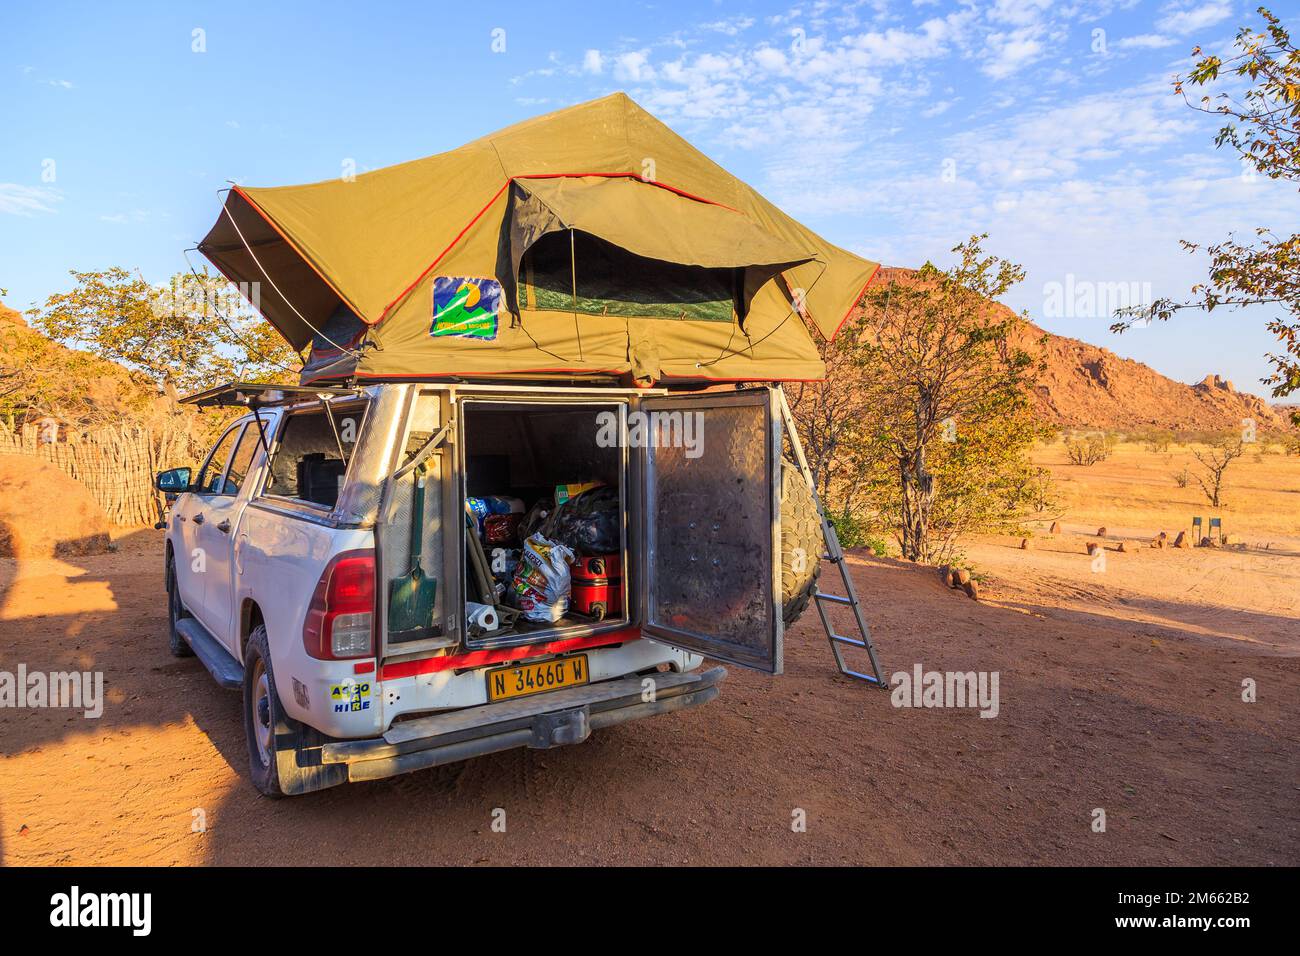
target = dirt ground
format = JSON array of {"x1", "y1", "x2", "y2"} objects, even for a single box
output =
[
  {"x1": 1, "y1": 526, "x2": 1295, "y2": 867},
  {"x1": 1035, "y1": 438, "x2": 1300, "y2": 541}
]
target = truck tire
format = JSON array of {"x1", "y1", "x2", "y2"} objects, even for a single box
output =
[
  {"x1": 242, "y1": 624, "x2": 307, "y2": 798},
  {"x1": 781, "y1": 461, "x2": 823, "y2": 627},
  {"x1": 166, "y1": 554, "x2": 195, "y2": 658}
]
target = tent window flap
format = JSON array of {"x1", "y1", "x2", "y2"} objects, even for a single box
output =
[{"x1": 522, "y1": 230, "x2": 738, "y2": 323}]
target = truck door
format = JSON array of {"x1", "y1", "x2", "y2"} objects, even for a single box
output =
[
  {"x1": 195, "y1": 421, "x2": 262, "y2": 650},
  {"x1": 636, "y1": 387, "x2": 784, "y2": 674},
  {"x1": 175, "y1": 422, "x2": 241, "y2": 631}
]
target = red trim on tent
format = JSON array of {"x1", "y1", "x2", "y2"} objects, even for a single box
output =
[
  {"x1": 228, "y1": 185, "x2": 363, "y2": 323},
  {"x1": 374, "y1": 173, "x2": 744, "y2": 326},
  {"x1": 827, "y1": 262, "x2": 881, "y2": 341},
  {"x1": 302, "y1": 368, "x2": 826, "y2": 386},
  {"x1": 512, "y1": 172, "x2": 740, "y2": 212},
  {"x1": 375, "y1": 179, "x2": 512, "y2": 326}
]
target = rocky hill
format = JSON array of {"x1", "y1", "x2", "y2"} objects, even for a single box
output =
[
  {"x1": 868, "y1": 268, "x2": 1290, "y2": 433},
  {"x1": 0, "y1": 301, "x2": 163, "y2": 427}
]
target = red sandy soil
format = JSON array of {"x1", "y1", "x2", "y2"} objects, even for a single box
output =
[{"x1": 0, "y1": 530, "x2": 1295, "y2": 866}]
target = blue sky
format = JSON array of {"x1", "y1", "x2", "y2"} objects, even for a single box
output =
[{"x1": 2, "y1": 0, "x2": 1295, "y2": 397}]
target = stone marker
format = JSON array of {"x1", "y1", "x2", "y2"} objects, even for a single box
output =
[
  {"x1": 1050, "y1": 521, "x2": 1062, "y2": 534},
  {"x1": 1020, "y1": 537, "x2": 1032, "y2": 550},
  {"x1": 1173, "y1": 531, "x2": 1189, "y2": 548},
  {"x1": 955, "y1": 567, "x2": 972, "y2": 586},
  {"x1": 1117, "y1": 541, "x2": 1129, "y2": 553},
  {"x1": 963, "y1": 579, "x2": 980, "y2": 601},
  {"x1": 1087, "y1": 542, "x2": 1103, "y2": 557},
  {"x1": 938, "y1": 564, "x2": 952, "y2": 586},
  {"x1": 1097, "y1": 526, "x2": 1107, "y2": 536}
]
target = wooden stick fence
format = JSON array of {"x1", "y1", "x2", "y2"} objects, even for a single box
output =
[{"x1": 0, "y1": 421, "x2": 183, "y2": 527}]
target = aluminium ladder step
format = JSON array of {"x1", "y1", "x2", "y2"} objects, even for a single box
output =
[{"x1": 777, "y1": 385, "x2": 888, "y2": 688}]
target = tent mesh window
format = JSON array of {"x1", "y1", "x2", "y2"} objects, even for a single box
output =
[{"x1": 521, "y1": 230, "x2": 739, "y2": 323}]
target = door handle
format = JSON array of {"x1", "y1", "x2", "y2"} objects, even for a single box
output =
[
  {"x1": 193, "y1": 513, "x2": 205, "y2": 525},
  {"x1": 216, "y1": 519, "x2": 231, "y2": 534}
]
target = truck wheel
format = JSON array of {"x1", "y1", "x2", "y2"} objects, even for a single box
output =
[
  {"x1": 780, "y1": 461, "x2": 824, "y2": 627},
  {"x1": 242, "y1": 624, "x2": 305, "y2": 798},
  {"x1": 166, "y1": 555, "x2": 195, "y2": 658}
]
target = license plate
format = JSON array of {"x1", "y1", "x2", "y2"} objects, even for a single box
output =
[{"x1": 486, "y1": 654, "x2": 589, "y2": 703}]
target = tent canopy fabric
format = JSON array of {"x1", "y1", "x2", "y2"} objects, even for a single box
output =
[{"x1": 199, "y1": 92, "x2": 879, "y2": 385}]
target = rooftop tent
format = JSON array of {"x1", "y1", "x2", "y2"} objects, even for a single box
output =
[{"x1": 199, "y1": 92, "x2": 880, "y2": 386}]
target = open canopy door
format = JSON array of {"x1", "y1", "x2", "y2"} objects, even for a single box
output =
[{"x1": 638, "y1": 388, "x2": 783, "y2": 673}]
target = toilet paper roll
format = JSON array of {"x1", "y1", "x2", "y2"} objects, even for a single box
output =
[{"x1": 466, "y1": 601, "x2": 499, "y2": 632}]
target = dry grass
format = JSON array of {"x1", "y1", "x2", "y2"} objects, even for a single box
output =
[{"x1": 1035, "y1": 437, "x2": 1300, "y2": 542}]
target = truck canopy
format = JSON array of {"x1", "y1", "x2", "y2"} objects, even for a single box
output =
[{"x1": 199, "y1": 92, "x2": 879, "y2": 386}]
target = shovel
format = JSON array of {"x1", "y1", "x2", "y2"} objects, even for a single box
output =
[{"x1": 387, "y1": 463, "x2": 438, "y2": 641}]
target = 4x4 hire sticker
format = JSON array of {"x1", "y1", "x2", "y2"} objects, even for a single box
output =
[
  {"x1": 329, "y1": 680, "x2": 371, "y2": 713},
  {"x1": 430, "y1": 276, "x2": 501, "y2": 340}
]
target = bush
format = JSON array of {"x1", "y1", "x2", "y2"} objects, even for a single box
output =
[
  {"x1": 1143, "y1": 429, "x2": 1174, "y2": 453},
  {"x1": 1064, "y1": 432, "x2": 1115, "y2": 466},
  {"x1": 827, "y1": 510, "x2": 869, "y2": 549}
]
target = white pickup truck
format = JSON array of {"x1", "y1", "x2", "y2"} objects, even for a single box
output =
[{"x1": 158, "y1": 381, "x2": 820, "y2": 796}]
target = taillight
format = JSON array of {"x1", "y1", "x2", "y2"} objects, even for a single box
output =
[{"x1": 303, "y1": 550, "x2": 375, "y2": 660}]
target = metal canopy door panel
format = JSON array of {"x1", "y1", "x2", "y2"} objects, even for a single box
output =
[{"x1": 639, "y1": 388, "x2": 783, "y2": 673}]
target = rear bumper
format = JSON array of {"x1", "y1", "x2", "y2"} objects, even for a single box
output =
[{"x1": 319, "y1": 666, "x2": 726, "y2": 783}]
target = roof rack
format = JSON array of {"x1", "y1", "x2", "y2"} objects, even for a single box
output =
[{"x1": 180, "y1": 381, "x2": 357, "y2": 409}]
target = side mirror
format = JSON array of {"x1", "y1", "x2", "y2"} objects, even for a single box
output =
[{"x1": 155, "y1": 467, "x2": 191, "y2": 493}]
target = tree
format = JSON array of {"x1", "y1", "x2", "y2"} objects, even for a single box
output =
[
  {"x1": 806, "y1": 237, "x2": 1046, "y2": 563},
  {"x1": 786, "y1": 320, "x2": 884, "y2": 513},
  {"x1": 1191, "y1": 436, "x2": 1246, "y2": 508},
  {"x1": 1064, "y1": 432, "x2": 1116, "y2": 466},
  {"x1": 1112, "y1": 7, "x2": 1300, "y2": 422},
  {"x1": 29, "y1": 267, "x2": 301, "y2": 396}
]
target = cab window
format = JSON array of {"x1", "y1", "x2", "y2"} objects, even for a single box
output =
[
  {"x1": 223, "y1": 421, "x2": 264, "y2": 494},
  {"x1": 264, "y1": 402, "x2": 364, "y2": 507},
  {"x1": 195, "y1": 425, "x2": 242, "y2": 495}
]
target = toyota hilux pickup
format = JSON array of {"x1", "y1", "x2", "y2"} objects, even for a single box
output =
[{"x1": 158, "y1": 381, "x2": 819, "y2": 796}]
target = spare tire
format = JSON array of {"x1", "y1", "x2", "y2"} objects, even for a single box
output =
[{"x1": 780, "y1": 461, "x2": 824, "y2": 627}]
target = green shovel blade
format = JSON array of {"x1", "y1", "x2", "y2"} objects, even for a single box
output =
[{"x1": 388, "y1": 566, "x2": 437, "y2": 637}]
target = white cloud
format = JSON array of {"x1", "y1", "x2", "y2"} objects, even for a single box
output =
[
  {"x1": 1157, "y1": 1, "x2": 1234, "y2": 37},
  {"x1": 699, "y1": 16, "x2": 756, "y2": 36},
  {"x1": 581, "y1": 49, "x2": 603, "y2": 75},
  {"x1": 0, "y1": 184, "x2": 60, "y2": 216},
  {"x1": 846, "y1": 11, "x2": 978, "y2": 65},
  {"x1": 988, "y1": 0, "x2": 1053, "y2": 28},
  {"x1": 982, "y1": 27, "x2": 1047, "y2": 78},
  {"x1": 613, "y1": 50, "x2": 655, "y2": 82},
  {"x1": 1115, "y1": 34, "x2": 1179, "y2": 50}
]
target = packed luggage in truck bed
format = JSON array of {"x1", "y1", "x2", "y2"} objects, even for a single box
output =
[{"x1": 158, "y1": 92, "x2": 883, "y2": 795}]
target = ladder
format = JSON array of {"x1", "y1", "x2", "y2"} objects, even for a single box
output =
[{"x1": 777, "y1": 386, "x2": 889, "y2": 688}]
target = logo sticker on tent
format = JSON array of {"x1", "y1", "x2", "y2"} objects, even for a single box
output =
[{"x1": 430, "y1": 277, "x2": 500, "y2": 340}]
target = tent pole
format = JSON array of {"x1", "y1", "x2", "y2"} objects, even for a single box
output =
[{"x1": 570, "y1": 227, "x2": 583, "y2": 361}]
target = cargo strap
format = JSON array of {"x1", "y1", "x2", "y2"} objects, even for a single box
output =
[{"x1": 776, "y1": 386, "x2": 888, "y2": 687}]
